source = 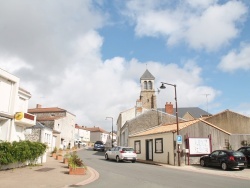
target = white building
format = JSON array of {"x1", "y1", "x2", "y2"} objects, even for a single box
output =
[
  {"x1": 0, "y1": 68, "x2": 36, "y2": 142},
  {"x1": 86, "y1": 126, "x2": 109, "y2": 144},
  {"x1": 28, "y1": 105, "x2": 76, "y2": 151},
  {"x1": 75, "y1": 124, "x2": 90, "y2": 144}
]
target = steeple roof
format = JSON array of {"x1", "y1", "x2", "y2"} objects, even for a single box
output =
[{"x1": 140, "y1": 69, "x2": 155, "y2": 80}]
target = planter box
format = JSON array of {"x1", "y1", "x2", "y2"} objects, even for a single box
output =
[
  {"x1": 56, "y1": 155, "x2": 63, "y2": 161},
  {"x1": 63, "y1": 158, "x2": 69, "y2": 164},
  {"x1": 52, "y1": 153, "x2": 57, "y2": 158},
  {"x1": 69, "y1": 167, "x2": 86, "y2": 175}
]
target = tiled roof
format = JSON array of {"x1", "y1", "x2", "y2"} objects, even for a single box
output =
[
  {"x1": 85, "y1": 127, "x2": 109, "y2": 133},
  {"x1": 75, "y1": 124, "x2": 88, "y2": 130},
  {"x1": 158, "y1": 107, "x2": 211, "y2": 118},
  {"x1": 140, "y1": 69, "x2": 155, "y2": 80},
  {"x1": 130, "y1": 118, "x2": 230, "y2": 137},
  {"x1": 28, "y1": 107, "x2": 66, "y2": 113}
]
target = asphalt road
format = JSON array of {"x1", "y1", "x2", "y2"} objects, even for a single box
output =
[{"x1": 78, "y1": 149, "x2": 250, "y2": 188}]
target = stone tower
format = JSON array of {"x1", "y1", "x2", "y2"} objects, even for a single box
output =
[{"x1": 139, "y1": 69, "x2": 157, "y2": 109}]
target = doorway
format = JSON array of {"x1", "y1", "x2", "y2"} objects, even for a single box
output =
[{"x1": 146, "y1": 139, "x2": 153, "y2": 161}]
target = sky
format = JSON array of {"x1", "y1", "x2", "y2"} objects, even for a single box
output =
[{"x1": 0, "y1": 0, "x2": 250, "y2": 132}]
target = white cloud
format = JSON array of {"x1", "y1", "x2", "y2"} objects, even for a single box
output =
[
  {"x1": 0, "y1": 0, "x2": 221, "y2": 131},
  {"x1": 218, "y1": 44, "x2": 250, "y2": 72},
  {"x1": 0, "y1": 56, "x2": 32, "y2": 73},
  {"x1": 123, "y1": 0, "x2": 248, "y2": 51}
]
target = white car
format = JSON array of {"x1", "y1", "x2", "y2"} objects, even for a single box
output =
[{"x1": 105, "y1": 146, "x2": 137, "y2": 163}]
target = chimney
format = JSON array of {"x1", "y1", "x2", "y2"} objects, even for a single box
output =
[
  {"x1": 36, "y1": 104, "x2": 42, "y2": 108},
  {"x1": 165, "y1": 102, "x2": 173, "y2": 114}
]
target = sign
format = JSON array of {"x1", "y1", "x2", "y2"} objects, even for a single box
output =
[
  {"x1": 188, "y1": 138, "x2": 210, "y2": 155},
  {"x1": 15, "y1": 112, "x2": 24, "y2": 120},
  {"x1": 177, "y1": 135, "x2": 182, "y2": 144}
]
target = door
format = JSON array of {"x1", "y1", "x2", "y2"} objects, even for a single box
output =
[{"x1": 146, "y1": 139, "x2": 153, "y2": 161}]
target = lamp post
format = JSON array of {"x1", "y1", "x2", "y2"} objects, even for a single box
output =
[
  {"x1": 106, "y1": 117, "x2": 113, "y2": 148},
  {"x1": 160, "y1": 82, "x2": 180, "y2": 166}
]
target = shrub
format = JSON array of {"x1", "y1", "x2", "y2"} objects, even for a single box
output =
[
  {"x1": 0, "y1": 141, "x2": 47, "y2": 167},
  {"x1": 68, "y1": 152, "x2": 86, "y2": 169}
]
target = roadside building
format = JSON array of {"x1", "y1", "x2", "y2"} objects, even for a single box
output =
[
  {"x1": 28, "y1": 104, "x2": 76, "y2": 151},
  {"x1": 129, "y1": 117, "x2": 250, "y2": 165},
  {"x1": 75, "y1": 124, "x2": 90, "y2": 145},
  {"x1": 86, "y1": 126, "x2": 109, "y2": 144},
  {"x1": 0, "y1": 68, "x2": 36, "y2": 142}
]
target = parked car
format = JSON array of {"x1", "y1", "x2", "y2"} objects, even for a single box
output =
[
  {"x1": 93, "y1": 141, "x2": 105, "y2": 151},
  {"x1": 237, "y1": 146, "x2": 250, "y2": 166},
  {"x1": 105, "y1": 146, "x2": 137, "y2": 163},
  {"x1": 200, "y1": 150, "x2": 247, "y2": 170},
  {"x1": 75, "y1": 140, "x2": 86, "y2": 147}
]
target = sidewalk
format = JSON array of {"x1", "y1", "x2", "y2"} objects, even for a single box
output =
[
  {"x1": 137, "y1": 159, "x2": 250, "y2": 180},
  {"x1": 0, "y1": 153, "x2": 99, "y2": 188}
]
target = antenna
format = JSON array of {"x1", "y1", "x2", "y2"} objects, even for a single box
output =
[{"x1": 203, "y1": 94, "x2": 210, "y2": 113}]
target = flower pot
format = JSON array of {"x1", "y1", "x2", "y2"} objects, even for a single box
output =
[
  {"x1": 52, "y1": 153, "x2": 57, "y2": 158},
  {"x1": 69, "y1": 167, "x2": 86, "y2": 175},
  {"x1": 56, "y1": 155, "x2": 63, "y2": 161},
  {"x1": 63, "y1": 158, "x2": 69, "y2": 164}
]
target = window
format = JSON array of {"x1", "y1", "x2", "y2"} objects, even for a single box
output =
[
  {"x1": 134, "y1": 140, "x2": 141, "y2": 154},
  {"x1": 148, "y1": 81, "x2": 152, "y2": 89},
  {"x1": 143, "y1": 81, "x2": 147, "y2": 89},
  {"x1": 155, "y1": 138, "x2": 163, "y2": 153}
]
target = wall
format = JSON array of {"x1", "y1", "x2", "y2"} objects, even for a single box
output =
[
  {"x1": 205, "y1": 110, "x2": 250, "y2": 134},
  {"x1": 129, "y1": 133, "x2": 175, "y2": 165},
  {"x1": 127, "y1": 110, "x2": 177, "y2": 135}
]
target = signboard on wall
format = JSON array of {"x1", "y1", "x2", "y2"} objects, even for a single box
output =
[{"x1": 188, "y1": 138, "x2": 210, "y2": 155}]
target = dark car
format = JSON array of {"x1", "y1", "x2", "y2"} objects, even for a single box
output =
[
  {"x1": 93, "y1": 141, "x2": 105, "y2": 151},
  {"x1": 200, "y1": 150, "x2": 247, "y2": 171},
  {"x1": 237, "y1": 146, "x2": 250, "y2": 166}
]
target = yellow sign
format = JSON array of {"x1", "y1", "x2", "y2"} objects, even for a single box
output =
[{"x1": 15, "y1": 112, "x2": 24, "y2": 120}]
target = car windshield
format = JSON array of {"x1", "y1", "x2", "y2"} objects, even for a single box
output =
[
  {"x1": 122, "y1": 148, "x2": 134, "y2": 151},
  {"x1": 95, "y1": 141, "x2": 103, "y2": 145},
  {"x1": 233, "y1": 151, "x2": 245, "y2": 157}
]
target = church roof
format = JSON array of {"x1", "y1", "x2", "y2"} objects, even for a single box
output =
[
  {"x1": 158, "y1": 107, "x2": 211, "y2": 118},
  {"x1": 140, "y1": 69, "x2": 155, "y2": 80}
]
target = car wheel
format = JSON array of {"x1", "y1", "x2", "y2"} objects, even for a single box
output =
[
  {"x1": 200, "y1": 159, "x2": 206, "y2": 167},
  {"x1": 132, "y1": 160, "x2": 136, "y2": 163},
  {"x1": 105, "y1": 154, "x2": 109, "y2": 160},
  {"x1": 116, "y1": 156, "x2": 120, "y2": 163},
  {"x1": 239, "y1": 167, "x2": 244, "y2": 171},
  {"x1": 221, "y1": 162, "x2": 228, "y2": 170}
]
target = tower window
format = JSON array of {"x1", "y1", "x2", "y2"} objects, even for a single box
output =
[
  {"x1": 143, "y1": 81, "x2": 147, "y2": 89},
  {"x1": 148, "y1": 81, "x2": 152, "y2": 90}
]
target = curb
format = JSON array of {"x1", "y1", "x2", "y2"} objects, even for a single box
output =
[{"x1": 62, "y1": 166, "x2": 99, "y2": 188}]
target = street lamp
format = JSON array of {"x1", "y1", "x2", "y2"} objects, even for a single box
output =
[
  {"x1": 160, "y1": 82, "x2": 180, "y2": 166},
  {"x1": 105, "y1": 117, "x2": 113, "y2": 148}
]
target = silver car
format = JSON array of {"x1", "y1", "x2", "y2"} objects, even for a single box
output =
[{"x1": 105, "y1": 146, "x2": 137, "y2": 163}]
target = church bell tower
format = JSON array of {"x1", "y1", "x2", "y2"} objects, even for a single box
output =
[{"x1": 139, "y1": 69, "x2": 157, "y2": 109}]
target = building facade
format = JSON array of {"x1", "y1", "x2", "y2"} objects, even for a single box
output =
[
  {"x1": 0, "y1": 68, "x2": 36, "y2": 142},
  {"x1": 28, "y1": 104, "x2": 76, "y2": 151}
]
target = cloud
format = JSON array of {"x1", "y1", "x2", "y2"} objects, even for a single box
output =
[
  {"x1": 218, "y1": 44, "x2": 250, "y2": 72},
  {"x1": 123, "y1": 0, "x2": 248, "y2": 51},
  {"x1": 0, "y1": 0, "x2": 221, "y2": 131}
]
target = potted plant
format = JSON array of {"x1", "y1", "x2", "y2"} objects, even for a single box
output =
[
  {"x1": 56, "y1": 153, "x2": 63, "y2": 161},
  {"x1": 51, "y1": 147, "x2": 57, "y2": 158},
  {"x1": 68, "y1": 152, "x2": 86, "y2": 175},
  {"x1": 63, "y1": 152, "x2": 70, "y2": 164}
]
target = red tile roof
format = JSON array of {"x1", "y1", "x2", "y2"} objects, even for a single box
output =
[
  {"x1": 28, "y1": 107, "x2": 66, "y2": 113},
  {"x1": 85, "y1": 127, "x2": 109, "y2": 133}
]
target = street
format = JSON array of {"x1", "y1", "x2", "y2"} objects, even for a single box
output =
[{"x1": 78, "y1": 148, "x2": 250, "y2": 188}]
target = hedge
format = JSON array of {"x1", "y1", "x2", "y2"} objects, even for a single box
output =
[{"x1": 0, "y1": 140, "x2": 47, "y2": 166}]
